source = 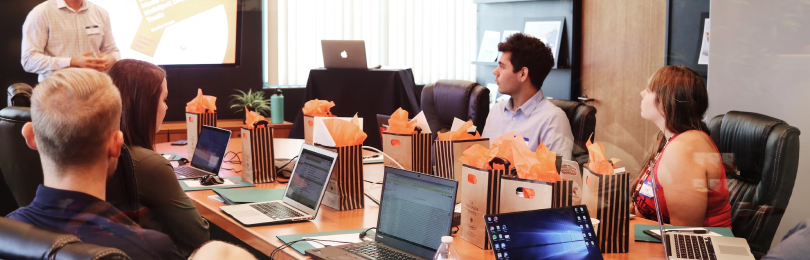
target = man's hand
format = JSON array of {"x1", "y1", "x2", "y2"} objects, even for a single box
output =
[
  {"x1": 97, "y1": 53, "x2": 117, "y2": 72},
  {"x1": 70, "y1": 52, "x2": 105, "y2": 71}
]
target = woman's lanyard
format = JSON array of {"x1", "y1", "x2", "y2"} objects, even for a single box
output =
[{"x1": 633, "y1": 136, "x2": 673, "y2": 197}]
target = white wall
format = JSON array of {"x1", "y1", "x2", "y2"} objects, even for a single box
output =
[{"x1": 709, "y1": 0, "x2": 810, "y2": 249}]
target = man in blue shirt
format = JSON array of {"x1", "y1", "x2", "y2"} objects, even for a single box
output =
[{"x1": 482, "y1": 33, "x2": 574, "y2": 160}]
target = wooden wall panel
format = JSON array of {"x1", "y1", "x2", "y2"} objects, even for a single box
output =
[{"x1": 581, "y1": 0, "x2": 666, "y2": 175}]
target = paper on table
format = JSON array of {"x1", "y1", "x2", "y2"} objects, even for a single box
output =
[
  {"x1": 648, "y1": 228, "x2": 722, "y2": 237},
  {"x1": 304, "y1": 233, "x2": 364, "y2": 249},
  {"x1": 312, "y1": 116, "x2": 364, "y2": 147},
  {"x1": 411, "y1": 111, "x2": 432, "y2": 134},
  {"x1": 450, "y1": 117, "x2": 476, "y2": 133},
  {"x1": 183, "y1": 179, "x2": 238, "y2": 188},
  {"x1": 477, "y1": 30, "x2": 501, "y2": 62}
]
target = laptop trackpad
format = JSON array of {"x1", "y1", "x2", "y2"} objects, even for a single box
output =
[
  {"x1": 232, "y1": 209, "x2": 262, "y2": 218},
  {"x1": 718, "y1": 245, "x2": 750, "y2": 256}
]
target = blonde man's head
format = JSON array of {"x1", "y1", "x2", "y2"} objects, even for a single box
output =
[{"x1": 30, "y1": 68, "x2": 122, "y2": 166}]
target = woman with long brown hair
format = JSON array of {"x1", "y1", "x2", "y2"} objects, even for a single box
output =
[
  {"x1": 108, "y1": 59, "x2": 210, "y2": 256},
  {"x1": 632, "y1": 65, "x2": 732, "y2": 228}
]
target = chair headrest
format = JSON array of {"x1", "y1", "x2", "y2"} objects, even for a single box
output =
[
  {"x1": 7, "y1": 83, "x2": 33, "y2": 107},
  {"x1": 431, "y1": 80, "x2": 479, "y2": 126},
  {"x1": 715, "y1": 111, "x2": 786, "y2": 181}
]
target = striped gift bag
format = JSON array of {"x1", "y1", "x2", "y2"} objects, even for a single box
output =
[
  {"x1": 186, "y1": 112, "x2": 217, "y2": 157},
  {"x1": 318, "y1": 144, "x2": 365, "y2": 211},
  {"x1": 582, "y1": 167, "x2": 630, "y2": 253},
  {"x1": 241, "y1": 126, "x2": 277, "y2": 183},
  {"x1": 381, "y1": 132, "x2": 433, "y2": 174},
  {"x1": 459, "y1": 163, "x2": 509, "y2": 250}
]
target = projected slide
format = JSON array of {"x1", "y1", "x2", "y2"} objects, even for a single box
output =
[{"x1": 91, "y1": 0, "x2": 238, "y2": 65}]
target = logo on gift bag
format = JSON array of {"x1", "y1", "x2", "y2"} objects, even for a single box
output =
[
  {"x1": 308, "y1": 120, "x2": 314, "y2": 126},
  {"x1": 391, "y1": 139, "x2": 401, "y2": 147},
  {"x1": 467, "y1": 174, "x2": 477, "y2": 184},
  {"x1": 188, "y1": 116, "x2": 194, "y2": 123}
]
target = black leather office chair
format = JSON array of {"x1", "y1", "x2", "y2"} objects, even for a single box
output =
[
  {"x1": 421, "y1": 80, "x2": 490, "y2": 133},
  {"x1": 0, "y1": 217, "x2": 130, "y2": 260},
  {"x1": 549, "y1": 99, "x2": 597, "y2": 167},
  {"x1": 708, "y1": 111, "x2": 801, "y2": 258},
  {"x1": 7, "y1": 83, "x2": 33, "y2": 108}
]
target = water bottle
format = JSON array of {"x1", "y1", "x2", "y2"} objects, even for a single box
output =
[
  {"x1": 433, "y1": 236, "x2": 460, "y2": 260},
  {"x1": 270, "y1": 89, "x2": 284, "y2": 124}
]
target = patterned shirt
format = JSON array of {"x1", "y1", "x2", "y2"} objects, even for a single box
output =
[
  {"x1": 21, "y1": 0, "x2": 120, "y2": 82},
  {"x1": 6, "y1": 185, "x2": 184, "y2": 260},
  {"x1": 482, "y1": 89, "x2": 575, "y2": 160}
]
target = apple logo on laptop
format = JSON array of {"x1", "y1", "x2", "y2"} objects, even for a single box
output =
[{"x1": 340, "y1": 50, "x2": 348, "y2": 59}]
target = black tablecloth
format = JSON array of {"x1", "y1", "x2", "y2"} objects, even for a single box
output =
[{"x1": 290, "y1": 68, "x2": 420, "y2": 149}]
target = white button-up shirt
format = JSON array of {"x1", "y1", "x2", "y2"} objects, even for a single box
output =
[
  {"x1": 482, "y1": 89, "x2": 575, "y2": 160},
  {"x1": 21, "y1": 0, "x2": 120, "y2": 82}
]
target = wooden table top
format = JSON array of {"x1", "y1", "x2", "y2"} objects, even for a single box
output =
[{"x1": 155, "y1": 138, "x2": 667, "y2": 260}]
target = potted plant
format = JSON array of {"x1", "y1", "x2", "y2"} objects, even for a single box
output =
[{"x1": 229, "y1": 89, "x2": 271, "y2": 124}]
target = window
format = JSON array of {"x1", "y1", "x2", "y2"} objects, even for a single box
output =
[{"x1": 266, "y1": 0, "x2": 478, "y2": 86}]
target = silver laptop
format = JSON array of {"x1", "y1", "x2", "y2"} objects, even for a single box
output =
[
  {"x1": 322, "y1": 40, "x2": 367, "y2": 69},
  {"x1": 306, "y1": 166, "x2": 458, "y2": 260},
  {"x1": 175, "y1": 125, "x2": 232, "y2": 179},
  {"x1": 220, "y1": 144, "x2": 337, "y2": 226},
  {"x1": 651, "y1": 168, "x2": 754, "y2": 260}
]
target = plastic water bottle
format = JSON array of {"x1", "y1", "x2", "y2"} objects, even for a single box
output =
[
  {"x1": 270, "y1": 89, "x2": 284, "y2": 124},
  {"x1": 433, "y1": 236, "x2": 460, "y2": 260}
]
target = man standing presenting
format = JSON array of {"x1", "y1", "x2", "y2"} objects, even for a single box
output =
[
  {"x1": 482, "y1": 33, "x2": 575, "y2": 160},
  {"x1": 21, "y1": 0, "x2": 119, "y2": 82}
]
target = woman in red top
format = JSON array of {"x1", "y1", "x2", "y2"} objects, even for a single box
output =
[{"x1": 631, "y1": 65, "x2": 732, "y2": 228}]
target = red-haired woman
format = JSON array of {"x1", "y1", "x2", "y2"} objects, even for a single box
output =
[{"x1": 632, "y1": 65, "x2": 732, "y2": 228}]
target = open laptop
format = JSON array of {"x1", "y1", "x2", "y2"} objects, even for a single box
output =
[
  {"x1": 220, "y1": 144, "x2": 338, "y2": 226},
  {"x1": 175, "y1": 125, "x2": 232, "y2": 179},
  {"x1": 306, "y1": 166, "x2": 458, "y2": 260},
  {"x1": 484, "y1": 206, "x2": 603, "y2": 260},
  {"x1": 651, "y1": 169, "x2": 754, "y2": 260},
  {"x1": 322, "y1": 40, "x2": 368, "y2": 69}
]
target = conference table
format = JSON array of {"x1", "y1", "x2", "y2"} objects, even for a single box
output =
[{"x1": 156, "y1": 138, "x2": 667, "y2": 260}]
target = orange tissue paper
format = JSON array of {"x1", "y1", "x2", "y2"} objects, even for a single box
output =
[
  {"x1": 490, "y1": 132, "x2": 561, "y2": 183},
  {"x1": 585, "y1": 134, "x2": 621, "y2": 175},
  {"x1": 459, "y1": 144, "x2": 494, "y2": 170},
  {"x1": 437, "y1": 121, "x2": 481, "y2": 141},
  {"x1": 323, "y1": 114, "x2": 367, "y2": 147},
  {"x1": 186, "y1": 88, "x2": 217, "y2": 113},
  {"x1": 302, "y1": 99, "x2": 336, "y2": 117},
  {"x1": 385, "y1": 108, "x2": 418, "y2": 135},
  {"x1": 244, "y1": 106, "x2": 268, "y2": 129}
]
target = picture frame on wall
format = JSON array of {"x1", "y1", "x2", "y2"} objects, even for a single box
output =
[
  {"x1": 665, "y1": 0, "x2": 710, "y2": 78},
  {"x1": 523, "y1": 17, "x2": 565, "y2": 69},
  {"x1": 696, "y1": 13, "x2": 710, "y2": 65}
]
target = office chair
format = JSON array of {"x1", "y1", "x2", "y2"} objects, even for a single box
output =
[
  {"x1": 0, "y1": 217, "x2": 130, "y2": 260},
  {"x1": 549, "y1": 99, "x2": 597, "y2": 167},
  {"x1": 7, "y1": 83, "x2": 32, "y2": 108},
  {"x1": 708, "y1": 111, "x2": 801, "y2": 258},
  {"x1": 420, "y1": 80, "x2": 490, "y2": 133}
]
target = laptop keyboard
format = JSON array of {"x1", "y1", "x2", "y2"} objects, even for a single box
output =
[
  {"x1": 175, "y1": 166, "x2": 212, "y2": 178},
  {"x1": 249, "y1": 202, "x2": 305, "y2": 219},
  {"x1": 343, "y1": 243, "x2": 420, "y2": 260},
  {"x1": 673, "y1": 234, "x2": 717, "y2": 260}
]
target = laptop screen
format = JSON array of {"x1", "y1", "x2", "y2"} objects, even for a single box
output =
[
  {"x1": 190, "y1": 126, "x2": 232, "y2": 173},
  {"x1": 376, "y1": 167, "x2": 458, "y2": 259},
  {"x1": 485, "y1": 206, "x2": 602, "y2": 260},
  {"x1": 284, "y1": 148, "x2": 334, "y2": 209}
]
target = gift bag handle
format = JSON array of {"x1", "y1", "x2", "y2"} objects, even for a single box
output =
[{"x1": 488, "y1": 157, "x2": 512, "y2": 171}]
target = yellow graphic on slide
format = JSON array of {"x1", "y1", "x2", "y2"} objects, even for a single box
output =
[{"x1": 132, "y1": 0, "x2": 233, "y2": 58}]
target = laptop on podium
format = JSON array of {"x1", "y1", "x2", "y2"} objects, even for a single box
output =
[
  {"x1": 220, "y1": 144, "x2": 337, "y2": 226},
  {"x1": 306, "y1": 166, "x2": 458, "y2": 260},
  {"x1": 174, "y1": 125, "x2": 231, "y2": 179},
  {"x1": 322, "y1": 40, "x2": 367, "y2": 69}
]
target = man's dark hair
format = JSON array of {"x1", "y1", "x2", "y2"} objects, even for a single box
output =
[{"x1": 498, "y1": 33, "x2": 555, "y2": 90}]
